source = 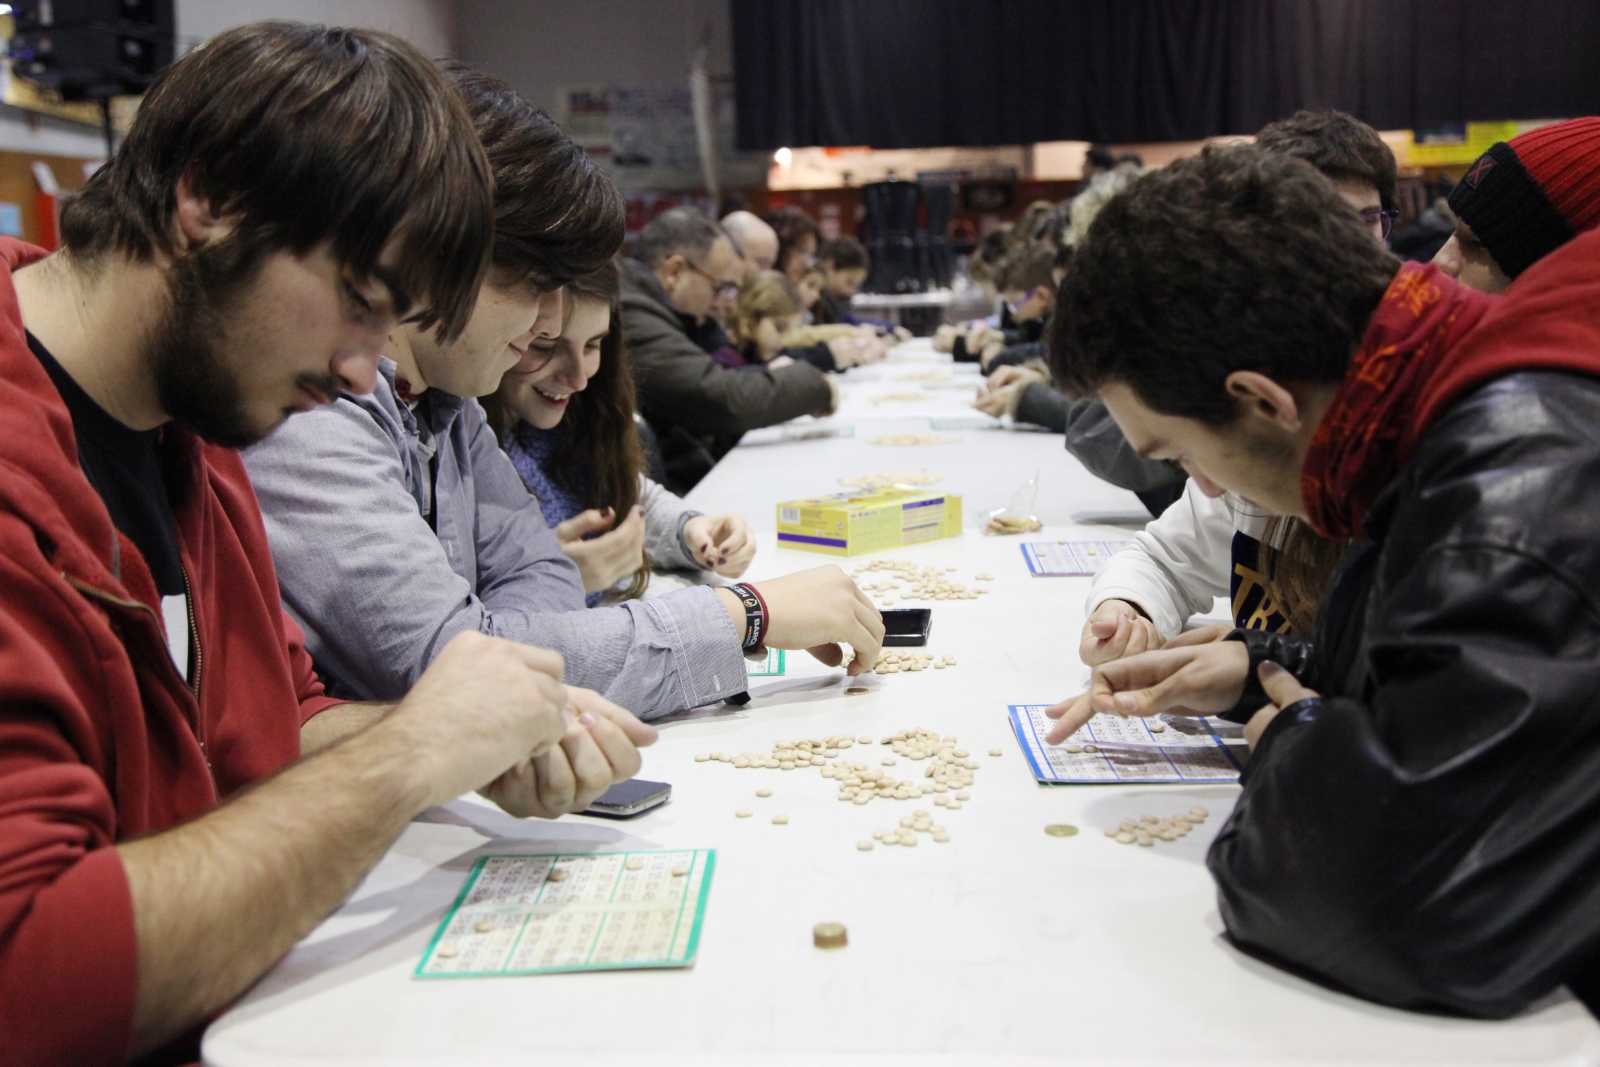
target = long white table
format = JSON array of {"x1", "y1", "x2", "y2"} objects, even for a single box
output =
[{"x1": 203, "y1": 345, "x2": 1600, "y2": 1065}]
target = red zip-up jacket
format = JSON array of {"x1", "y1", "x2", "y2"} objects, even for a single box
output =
[{"x1": 0, "y1": 240, "x2": 340, "y2": 1064}]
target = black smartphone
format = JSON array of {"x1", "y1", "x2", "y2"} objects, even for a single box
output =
[
  {"x1": 880, "y1": 607, "x2": 933, "y2": 646},
  {"x1": 583, "y1": 778, "x2": 672, "y2": 819}
]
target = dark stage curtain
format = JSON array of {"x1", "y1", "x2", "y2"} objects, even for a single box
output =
[{"x1": 732, "y1": 0, "x2": 1600, "y2": 150}]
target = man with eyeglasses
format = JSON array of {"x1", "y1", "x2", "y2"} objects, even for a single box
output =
[
  {"x1": 1254, "y1": 109, "x2": 1400, "y2": 244},
  {"x1": 623, "y1": 207, "x2": 838, "y2": 492}
]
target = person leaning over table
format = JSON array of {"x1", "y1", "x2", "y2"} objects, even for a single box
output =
[
  {"x1": 769, "y1": 203, "x2": 822, "y2": 286},
  {"x1": 972, "y1": 164, "x2": 1189, "y2": 518},
  {"x1": 1045, "y1": 143, "x2": 1600, "y2": 1019},
  {"x1": 721, "y1": 208, "x2": 780, "y2": 272},
  {"x1": 1069, "y1": 108, "x2": 1406, "y2": 660},
  {"x1": 705, "y1": 269, "x2": 885, "y2": 373},
  {"x1": 0, "y1": 24, "x2": 656, "y2": 1067},
  {"x1": 622, "y1": 208, "x2": 843, "y2": 492},
  {"x1": 1069, "y1": 113, "x2": 1600, "y2": 675},
  {"x1": 243, "y1": 66, "x2": 885, "y2": 722},
  {"x1": 716, "y1": 209, "x2": 779, "y2": 330}
]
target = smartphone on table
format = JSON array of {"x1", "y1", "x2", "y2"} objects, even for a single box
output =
[{"x1": 583, "y1": 778, "x2": 672, "y2": 818}]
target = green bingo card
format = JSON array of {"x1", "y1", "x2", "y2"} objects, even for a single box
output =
[
  {"x1": 415, "y1": 850, "x2": 716, "y2": 979},
  {"x1": 748, "y1": 647, "x2": 786, "y2": 676}
]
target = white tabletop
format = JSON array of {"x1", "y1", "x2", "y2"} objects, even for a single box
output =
[
  {"x1": 204, "y1": 346, "x2": 1600, "y2": 1065},
  {"x1": 851, "y1": 289, "x2": 956, "y2": 309}
]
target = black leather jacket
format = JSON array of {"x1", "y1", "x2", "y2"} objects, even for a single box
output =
[{"x1": 1213, "y1": 370, "x2": 1600, "y2": 1019}]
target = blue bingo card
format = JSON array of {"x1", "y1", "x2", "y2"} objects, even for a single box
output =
[
  {"x1": 1008, "y1": 704, "x2": 1244, "y2": 784},
  {"x1": 1020, "y1": 540, "x2": 1134, "y2": 577}
]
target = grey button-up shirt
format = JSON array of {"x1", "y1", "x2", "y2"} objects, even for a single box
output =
[{"x1": 242, "y1": 359, "x2": 745, "y2": 718}]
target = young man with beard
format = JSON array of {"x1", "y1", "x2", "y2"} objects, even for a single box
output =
[
  {"x1": 0, "y1": 25, "x2": 652, "y2": 1066},
  {"x1": 1047, "y1": 143, "x2": 1600, "y2": 1018},
  {"x1": 244, "y1": 67, "x2": 885, "y2": 721}
]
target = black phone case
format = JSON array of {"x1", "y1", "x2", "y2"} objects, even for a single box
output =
[{"x1": 880, "y1": 608, "x2": 933, "y2": 646}]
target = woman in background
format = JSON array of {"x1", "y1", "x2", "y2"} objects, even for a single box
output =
[{"x1": 715, "y1": 270, "x2": 883, "y2": 372}]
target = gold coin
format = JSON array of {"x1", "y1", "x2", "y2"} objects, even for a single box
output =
[
  {"x1": 1044, "y1": 823, "x2": 1080, "y2": 838},
  {"x1": 812, "y1": 921, "x2": 849, "y2": 949},
  {"x1": 845, "y1": 687, "x2": 871, "y2": 696}
]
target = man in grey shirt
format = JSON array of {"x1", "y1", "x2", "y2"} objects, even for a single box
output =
[{"x1": 244, "y1": 67, "x2": 883, "y2": 719}]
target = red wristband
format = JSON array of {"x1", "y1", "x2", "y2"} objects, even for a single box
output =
[{"x1": 727, "y1": 583, "x2": 769, "y2": 652}]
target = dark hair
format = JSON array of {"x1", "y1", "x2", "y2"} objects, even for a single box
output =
[
  {"x1": 1246, "y1": 114, "x2": 1396, "y2": 633},
  {"x1": 967, "y1": 224, "x2": 1012, "y2": 284},
  {"x1": 997, "y1": 243, "x2": 1057, "y2": 292},
  {"x1": 1015, "y1": 200, "x2": 1058, "y2": 246},
  {"x1": 637, "y1": 207, "x2": 724, "y2": 269},
  {"x1": 767, "y1": 205, "x2": 821, "y2": 272},
  {"x1": 441, "y1": 63, "x2": 624, "y2": 294},
  {"x1": 1050, "y1": 144, "x2": 1398, "y2": 424},
  {"x1": 819, "y1": 236, "x2": 868, "y2": 271},
  {"x1": 1085, "y1": 144, "x2": 1118, "y2": 170},
  {"x1": 1255, "y1": 109, "x2": 1399, "y2": 212},
  {"x1": 60, "y1": 22, "x2": 492, "y2": 342},
  {"x1": 483, "y1": 260, "x2": 649, "y2": 599}
]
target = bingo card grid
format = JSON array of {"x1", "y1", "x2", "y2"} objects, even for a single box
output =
[
  {"x1": 1020, "y1": 540, "x2": 1135, "y2": 576},
  {"x1": 1008, "y1": 704, "x2": 1244, "y2": 784},
  {"x1": 415, "y1": 849, "x2": 715, "y2": 979}
]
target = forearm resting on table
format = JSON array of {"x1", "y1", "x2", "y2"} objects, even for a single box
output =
[
  {"x1": 713, "y1": 587, "x2": 745, "y2": 635},
  {"x1": 119, "y1": 715, "x2": 430, "y2": 1056},
  {"x1": 300, "y1": 701, "x2": 396, "y2": 756}
]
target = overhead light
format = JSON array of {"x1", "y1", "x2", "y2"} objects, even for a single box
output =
[
  {"x1": 0, "y1": 5, "x2": 15, "y2": 15},
  {"x1": 773, "y1": 147, "x2": 792, "y2": 167}
]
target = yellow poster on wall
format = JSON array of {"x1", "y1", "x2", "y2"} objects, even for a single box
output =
[{"x1": 1403, "y1": 121, "x2": 1527, "y2": 167}]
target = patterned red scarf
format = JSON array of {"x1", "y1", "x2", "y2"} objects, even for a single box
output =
[
  {"x1": 1303, "y1": 242, "x2": 1600, "y2": 538},
  {"x1": 1300, "y1": 263, "x2": 1494, "y2": 539}
]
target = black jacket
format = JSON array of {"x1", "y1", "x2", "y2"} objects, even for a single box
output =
[
  {"x1": 1061, "y1": 397, "x2": 1185, "y2": 516},
  {"x1": 1214, "y1": 370, "x2": 1600, "y2": 1019},
  {"x1": 619, "y1": 258, "x2": 832, "y2": 492}
]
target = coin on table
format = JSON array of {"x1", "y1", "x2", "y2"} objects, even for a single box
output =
[
  {"x1": 813, "y1": 921, "x2": 849, "y2": 949},
  {"x1": 1044, "y1": 823, "x2": 1080, "y2": 838}
]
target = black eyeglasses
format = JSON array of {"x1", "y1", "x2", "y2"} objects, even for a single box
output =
[
  {"x1": 684, "y1": 259, "x2": 739, "y2": 298},
  {"x1": 1359, "y1": 206, "x2": 1400, "y2": 240}
]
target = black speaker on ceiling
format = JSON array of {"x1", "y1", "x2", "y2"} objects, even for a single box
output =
[{"x1": 9, "y1": 0, "x2": 176, "y2": 102}]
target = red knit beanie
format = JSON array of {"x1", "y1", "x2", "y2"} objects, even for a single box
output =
[{"x1": 1449, "y1": 116, "x2": 1600, "y2": 278}]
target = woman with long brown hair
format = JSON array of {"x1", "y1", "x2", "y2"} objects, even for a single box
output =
[{"x1": 482, "y1": 259, "x2": 758, "y2": 602}]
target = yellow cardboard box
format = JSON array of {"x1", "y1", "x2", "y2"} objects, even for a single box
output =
[{"x1": 776, "y1": 487, "x2": 963, "y2": 556}]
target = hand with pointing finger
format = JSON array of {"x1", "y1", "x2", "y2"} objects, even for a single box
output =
[{"x1": 1043, "y1": 639, "x2": 1250, "y2": 745}]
